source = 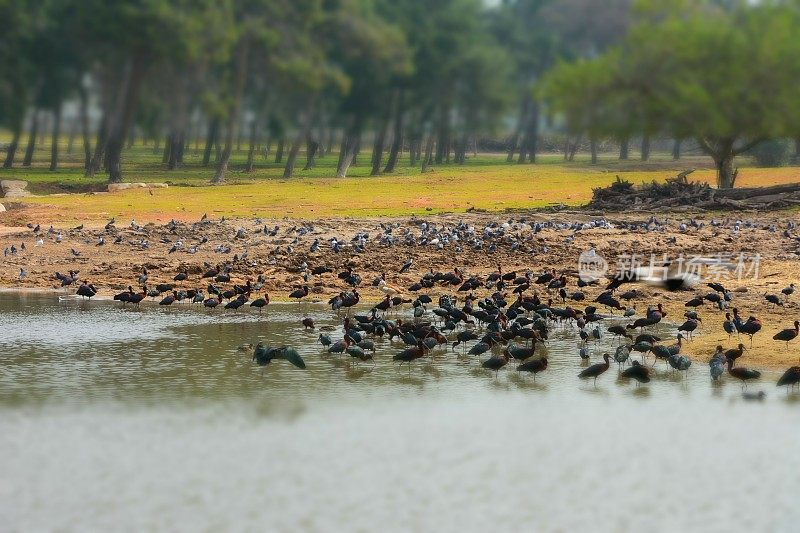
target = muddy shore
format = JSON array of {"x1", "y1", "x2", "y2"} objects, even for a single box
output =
[{"x1": 2, "y1": 211, "x2": 800, "y2": 369}]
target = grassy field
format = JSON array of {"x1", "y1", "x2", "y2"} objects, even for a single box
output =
[{"x1": 3, "y1": 140, "x2": 800, "y2": 225}]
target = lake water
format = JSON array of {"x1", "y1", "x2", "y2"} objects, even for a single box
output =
[{"x1": 1, "y1": 292, "x2": 798, "y2": 532}]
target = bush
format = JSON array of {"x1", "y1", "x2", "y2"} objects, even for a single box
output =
[{"x1": 751, "y1": 139, "x2": 791, "y2": 167}]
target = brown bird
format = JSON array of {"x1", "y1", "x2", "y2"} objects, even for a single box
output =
[
  {"x1": 777, "y1": 366, "x2": 800, "y2": 391},
  {"x1": 727, "y1": 359, "x2": 761, "y2": 388},
  {"x1": 517, "y1": 357, "x2": 548, "y2": 381},
  {"x1": 579, "y1": 353, "x2": 611, "y2": 385},
  {"x1": 302, "y1": 317, "x2": 315, "y2": 330},
  {"x1": 724, "y1": 344, "x2": 746, "y2": 367},
  {"x1": 772, "y1": 321, "x2": 799, "y2": 347}
]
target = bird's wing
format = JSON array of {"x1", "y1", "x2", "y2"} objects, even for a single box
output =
[{"x1": 277, "y1": 347, "x2": 307, "y2": 369}]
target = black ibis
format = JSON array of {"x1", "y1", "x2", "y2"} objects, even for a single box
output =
[
  {"x1": 517, "y1": 357, "x2": 548, "y2": 381},
  {"x1": 782, "y1": 283, "x2": 795, "y2": 298},
  {"x1": 737, "y1": 316, "x2": 762, "y2": 346},
  {"x1": 302, "y1": 317, "x2": 315, "y2": 330},
  {"x1": 579, "y1": 353, "x2": 611, "y2": 385},
  {"x1": 159, "y1": 291, "x2": 177, "y2": 306},
  {"x1": 723, "y1": 313, "x2": 735, "y2": 339},
  {"x1": 250, "y1": 294, "x2": 270, "y2": 312},
  {"x1": 252, "y1": 343, "x2": 306, "y2": 370},
  {"x1": 481, "y1": 352, "x2": 510, "y2": 376},
  {"x1": 727, "y1": 359, "x2": 760, "y2": 388},
  {"x1": 621, "y1": 360, "x2": 651, "y2": 384},
  {"x1": 724, "y1": 344, "x2": 746, "y2": 367},
  {"x1": 709, "y1": 346, "x2": 726, "y2": 381},
  {"x1": 677, "y1": 318, "x2": 699, "y2": 340},
  {"x1": 289, "y1": 285, "x2": 309, "y2": 301},
  {"x1": 607, "y1": 325, "x2": 631, "y2": 343},
  {"x1": 764, "y1": 293, "x2": 783, "y2": 308},
  {"x1": 777, "y1": 366, "x2": 800, "y2": 391},
  {"x1": 772, "y1": 321, "x2": 799, "y2": 347},
  {"x1": 76, "y1": 282, "x2": 97, "y2": 299}
]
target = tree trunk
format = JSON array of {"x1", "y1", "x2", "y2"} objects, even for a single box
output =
[
  {"x1": 245, "y1": 120, "x2": 257, "y2": 172},
  {"x1": 66, "y1": 121, "x2": 76, "y2": 155},
  {"x1": 3, "y1": 123, "x2": 21, "y2": 168},
  {"x1": 22, "y1": 111, "x2": 39, "y2": 167},
  {"x1": 590, "y1": 137, "x2": 598, "y2": 165},
  {"x1": 49, "y1": 102, "x2": 61, "y2": 171},
  {"x1": 793, "y1": 138, "x2": 799, "y2": 163},
  {"x1": 105, "y1": 56, "x2": 146, "y2": 183},
  {"x1": 619, "y1": 138, "x2": 629, "y2": 160},
  {"x1": 202, "y1": 118, "x2": 218, "y2": 167},
  {"x1": 421, "y1": 132, "x2": 435, "y2": 173},
  {"x1": 162, "y1": 133, "x2": 172, "y2": 164},
  {"x1": 274, "y1": 138, "x2": 285, "y2": 163},
  {"x1": 336, "y1": 115, "x2": 363, "y2": 178},
  {"x1": 384, "y1": 91, "x2": 405, "y2": 173},
  {"x1": 434, "y1": 104, "x2": 449, "y2": 165},
  {"x1": 78, "y1": 84, "x2": 92, "y2": 171},
  {"x1": 507, "y1": 97, "x2": 530, "y2": 163},
  {"x1": 371, "y1": 94, "x2": 394, "y2": 176},
  {"x1": 212, "y1": 41, "x2": 249, "y2": 184},
  {"x1": 640, "y1": 134, "x2": 650, "y2": 162},
  {"x1": 167, "y1": 131, "x2": 184, "y2": 170},
  {"x1": 518, "y1": 102, "x2": 539, "y2": 164},
  {"x1": 302, "y1": 137, "x2": 319, "y2": 171},
  {"x1": 672, "y1": 139, "x2": 682, "y2": 160}
]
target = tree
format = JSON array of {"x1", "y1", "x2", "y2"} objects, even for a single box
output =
[{"x1": 542, "y1": 0, "x2": 800, "y2": 187}]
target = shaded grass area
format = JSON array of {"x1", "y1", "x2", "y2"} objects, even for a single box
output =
[{"x1": 3, "y1": 142, "x2": 800, "y2": 224}]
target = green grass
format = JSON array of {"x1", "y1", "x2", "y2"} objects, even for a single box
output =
[{"x1": 3, "y1": 138, "x2": 800, "y2": 225}]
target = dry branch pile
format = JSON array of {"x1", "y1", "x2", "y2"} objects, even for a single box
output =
[{"x1": 588, "y1": 170, "x2": 800, "y2": 211}]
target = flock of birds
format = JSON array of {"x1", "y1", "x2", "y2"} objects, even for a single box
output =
[
  {"x1": 6, "y1": 213, "x2": 800, "y2": 395},
  {"x1": 53, "y1": 254, "x2": 800, "y2": 396}
]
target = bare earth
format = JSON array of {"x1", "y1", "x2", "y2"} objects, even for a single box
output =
[{"x1": 2, "y1": 210, "x2": 800, "y2": 369}]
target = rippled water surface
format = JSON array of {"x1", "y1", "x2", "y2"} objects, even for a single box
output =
[{"x1": 1, "y1": 292, "x2": 798, "y2": 532}]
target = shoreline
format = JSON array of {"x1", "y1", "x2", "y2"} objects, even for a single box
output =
[{"x1": 2, "y1": 211, "x2": 800, "y2": 369}]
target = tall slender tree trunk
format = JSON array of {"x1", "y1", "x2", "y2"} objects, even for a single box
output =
[
  {"x1": 421, "y1": 131, "x2": 435, "y2": 173},
  {"x1": 66, "y1": 121, "x2": 76, "y2": 155},
  {"x1": 87, "y1": 111, "x2": 108, "y2": 176},
  {"x1": 672, "y1": 139, "x2": 682, "y2": 160},
  {"x1": 302, "y1": 137, "x2": 319, "y2": 171},
  {"x1": 590, "y1": 136, "x2": 598, "y2": 165},
  {"x1": 167, "y1": 131, "x2": 184, "y2": 170},
  {"x1": 202, "y1": 118, "x2": 218, "y2": 167},
  {"x1": 434, "y1": 104, "x2": 449, "y2": 165},
  {"x1": 22, "y1": 110, "x2": 39, "y2": 167},
  {"x1": 3, "y1": 122, "x2": 21, "y2": 168},
  {"x1": 162, "y1": 133, "x2": 172, "y2": 164},
  {"x1": 640, "y1": 134, "x2": 651, "y2": 162},
  {"x1": 336, "y1": 114, "x2": 364, "y2": 178},
  {"x1": 518, "y1": 102, "x2": 539, "y2": 164},
  {"x1": 384, "y1": 90, "x2": 404, "y2": 173},
  {"x1": 794, "y1": 138, "x2": 800, "y2": 163},
  {"x1": 619, "y1": 138, "x2": 629, "y2": 160},
  {"x1": 371, "y1": 94, "x2": 394, "y2": 176},
  {"x1": 274, "y1": 139, "x2": 285, "y2": 163},
  {"x1": 507, "y1": 97, "x2": 530, "y2": 163},
  {"x1": 285, "y1": 103, "x2": 316, "y2": 178},
  {"x1": 212, "y1": 41, "x2": 249, "y2": 184},
  {"x1": 245, "y1": 120, "x2": 257, "y2": 172},
  {"x1": 78, "y1": 83, "x2": 92, "y2": 171},
  {"x1": 49, "y1": 102, "x2": 62, "y2": 171},
  {"x1": 106, "y1": 55, "x2": 146, "y2": 183}
]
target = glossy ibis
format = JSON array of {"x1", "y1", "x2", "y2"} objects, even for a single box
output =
[
  {"x1": 481, "y1": 352, "x2": 510, "y2": 376},
  {"x1": 722, "y1": 313, "x2": 735, "y2": 339},
  {"x1": 764, "y1": 293, "x2": 783, "y2": 308},
  {"x1": 772, "y1": 320, "x2": 799, "y2": 347},
  {"x1": 517, "y1": 357, "x2": 548, "y2": 381},
  {"x1": 677, "y1": 318, "x2": 699, "y2": 340},
  {"x1": 289, "y1": 285, "x2": 309, "y2": 302},
  {"x1": 302, "y1": 317, "x2": 315, "y2": 330},
  {"x1": 621, "y1": 360, "x2": 651, "y2": 384},
  {"x1": 318, "y1": 333, "x2": 332, "y2": 348},
  {"x1": 776, "y1": 366, "x2": 800, "y2": 391},
  {"x1": 782, "y1": 283, "x2": 795, "y2": 298},
  {"x1": 737, "y1": 316, "x2": 762, "y2": 346},
  {"x1": 724, "y1": 343, "x2": 746, "y2": 367},
  {"x1": 727, "y1": 359, "x2": 760, "y2": 388},
  {"x1": 607, "y1": 325, "x2": 631, "y2": 343},
  {"x1": 709, "y1": 346, "x2": 726, "y2": 381},
  {"x1": 252, "y1": 343, "x2": 306, "y2": 370},
  {"x1": 579, "y1": 353, "x2": 611, "y2": 385},
  {"x1": 159, "y1": 291, "x2": 177, "y2": 306},
  {"x1": 76, "y1": 282, "x2": 97, "y2": 299},
  {"x1": 250, "y1": 294, "x2": 270, "y2": 312}
]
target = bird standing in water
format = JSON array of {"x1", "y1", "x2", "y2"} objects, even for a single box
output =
[{"x1": 579, "y1": 353, "x2": 611, "y2": 385}]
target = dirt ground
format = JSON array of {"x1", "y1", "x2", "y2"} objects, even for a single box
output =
[{"x1": 2, "y1": 209, "x2": 800, "y2": 370}]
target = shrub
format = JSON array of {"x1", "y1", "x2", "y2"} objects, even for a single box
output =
[{"x1": 751, "y1": 139, "x2": 791, "y2": 167}]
